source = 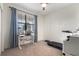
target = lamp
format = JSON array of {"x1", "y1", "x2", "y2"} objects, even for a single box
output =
[{"x1": 41, "y1": 3, "x2": 47, "y2": 11}]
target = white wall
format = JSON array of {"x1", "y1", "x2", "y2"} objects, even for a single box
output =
[
  {"x1": 37, "y1": 15, "x2": 45, "y2": 41},
  {"x1": 1, "y1": 4, "x2": 11, "y2": 50},
  {"x1": 44, "y1": 4, "x2": 79, "y2": 43}
]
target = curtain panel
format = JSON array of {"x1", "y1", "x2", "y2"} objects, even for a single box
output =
[{"x1": 10, "y1": 7, "x2": 17, "y2": 48}]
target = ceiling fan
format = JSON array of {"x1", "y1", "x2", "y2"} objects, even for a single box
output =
[{"x1": 41, "y1": 3, "x2": 48, "y2": 11}]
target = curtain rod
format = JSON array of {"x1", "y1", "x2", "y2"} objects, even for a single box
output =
[{"x1": 9, "y1": 6, "x2": 36, "y2": 16}]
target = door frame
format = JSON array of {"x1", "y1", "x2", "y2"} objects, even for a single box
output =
[{"x1": 0, "y1": 6, "x2": 1, "y2": 55}]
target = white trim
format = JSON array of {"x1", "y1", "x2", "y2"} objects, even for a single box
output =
[
  {"x1": 0, "y1": 7, "x2": 1, "y2": 55},
  {"x1": 0, "y1": 4, "x2": 4, "y2": 52}
]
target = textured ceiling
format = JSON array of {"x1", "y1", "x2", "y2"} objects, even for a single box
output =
[{"x1": 10, "y1": 3, "x2": 72, "y2": 15}]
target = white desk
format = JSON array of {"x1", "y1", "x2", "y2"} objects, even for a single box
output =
[{"x1": 18, "y1": 35, "x2": 34, "y2": 50}]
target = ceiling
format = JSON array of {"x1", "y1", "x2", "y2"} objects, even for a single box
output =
[{"x1": 11, "y1": 3, "x2": 72, "y2": 15}]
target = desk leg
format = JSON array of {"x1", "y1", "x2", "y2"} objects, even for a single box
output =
[{"x1": 18, "y1": 39, "x2": 22, "y2": 50}]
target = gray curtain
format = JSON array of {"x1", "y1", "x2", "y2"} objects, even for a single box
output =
[
  {"x1": 10, "y1": 7, "x2": 18, "y2": 48},
  {"x1": 34, "y1": 15, "x2": 37, "y2": 42}
]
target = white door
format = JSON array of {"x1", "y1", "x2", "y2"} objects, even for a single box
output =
[{"x1": 0, "y1": 7, "x2": 1, "y2": 55}]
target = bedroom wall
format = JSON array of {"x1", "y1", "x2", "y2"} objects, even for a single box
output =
[
  {"x1": 44, "y1": 4, "x2": 79, "y2": 43},
  {"x1": 1, "y1": 3, "x2": 11, "y2": 50},
  {"x1": 37, "y1": 15, "x2": 45, "y2": 41}
]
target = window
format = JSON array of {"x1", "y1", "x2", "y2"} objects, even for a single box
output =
[
  {"x1": 16, "y1": 11, "x2": 26, "y2": 35},
  {"x1": 16, "y1": 10, "x2": 37, "y2": 42}
]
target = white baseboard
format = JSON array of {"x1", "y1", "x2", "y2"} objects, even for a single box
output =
[{"x1": 0, "y1": 49, "x2": 1, "y2": 55}]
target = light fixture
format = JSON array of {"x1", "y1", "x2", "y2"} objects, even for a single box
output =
[{"x1": 41, "y1": 3, "x2": 47, "y2": 11}]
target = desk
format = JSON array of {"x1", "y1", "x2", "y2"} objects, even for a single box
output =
[{"x1": 18, "y1": 35, "x2": 34, "y2": 50}]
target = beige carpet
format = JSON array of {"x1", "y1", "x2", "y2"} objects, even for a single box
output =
[{"x1": 1, "y1": 41, "x2": 62, "y2": 56}]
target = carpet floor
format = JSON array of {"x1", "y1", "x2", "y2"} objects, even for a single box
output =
[{"x1": 1, "y1": 41, "x2": 62, "y2": 56}]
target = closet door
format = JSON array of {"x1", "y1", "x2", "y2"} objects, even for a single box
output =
[{"x1": 0, "y1": 7, "x2": 1, "y2": 55}]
